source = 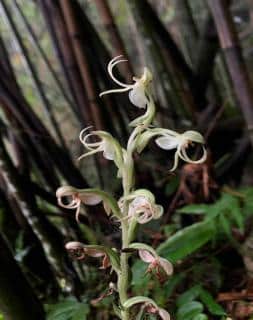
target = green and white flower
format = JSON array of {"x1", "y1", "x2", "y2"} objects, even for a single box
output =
[
  {"x1": 119, "y1": 189, "x2": 163, "y2": 224},
  {"x1": 100, "y1": 55, "x2": 152, "y2": 109},
  {"x1": 65, "y1": 242, "x2": 120, "y2": 272},
  {"x1": 78, "y1": 127, "x2": 124, "y2": 175},
  {"x1": 129, "y1": 243, "x2": 173, "y2": 278},
  {"x1": 137, "y1": 128, "x2": 207, "y2": 171},
  {"x1": 123, "y1": 296, "x2": 170, "y2": 320},
  {"x1": 56, "y1": 186, "x2": 122, "y2": 221}
]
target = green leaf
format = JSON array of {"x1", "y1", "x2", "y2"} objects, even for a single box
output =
[
  {"x1": 230, "y1": 204, "x2": 244, "y2": 231},
  {"x1": 177, "y1": 301, "x2": 204, "y2": 320},
  {"x1": 219, "y1": 214, "x2": 232, "y2": 240},
  {"x1": 192, "y1": 314, "x2": 208, "y2": 320},
  {"x1": 241, "y1": 187, "x2": 253, "y2": 217},
  {"x1": 177, "y1": 204, "x2": 209, "y2": 215},
  {"x1": 165, "y1": 176, "x2": 179, "y2": 196},
  {"x1": 47, "y1": 300, "x2": 78, "y2": 320},
  {"x1": 199, "y1": 289, "x2": 226, "y2": 316},
  {"x1": 46, "y1": 299, "x2": 90, "y2": 320},
  {"x1": 176, "y1": 285, "x2": 202, "y2": 307},
  {"x1": 71, "y1": 304, "x2": 90, "y2": 320},
  {"x1": 157, "y1": 220, "x2": 215, "y2": 262}
]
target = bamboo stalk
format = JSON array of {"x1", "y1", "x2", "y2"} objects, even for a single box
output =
[
  {"x1": 93, "y1": 0, "x2": 133, "y2": 81},
  {"x1": 37, "y1": 0, "x2": 91, "y2": 126},
  {"x1": 173, "y1": 0, "x2": 198, "y2": 67},
  {"x1": 12, "y1": 0, "x2": 77, "y2": 117},
  {"x1": 0, "y1": 0, "x2": 66, "y2": 148},
  {"x1": 60, "y1": 0, "x2": 104, "y2": 130},
  {"x1": 208, "y1": 0, "x2": 253, "y2": 145},
  {"x1": 194, "y1": 15, "x2": 219, "y2": 95},
  {"x1": 0, "y1": 136, "x2": 80, "y2": 290},
  {"x1": 0, "y1": 40, "x2": 87, "y2": 189},
  {"x1": 129, "y1": 0, "x2": 198, "y2": 120}
]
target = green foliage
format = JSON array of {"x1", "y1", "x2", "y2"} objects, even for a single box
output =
[
  {"x1": 158, "y1": 189, "x2": 253, "y2": 262},
  {"x1": 157, "y1": 220, "x2": 215, "y2": 262},
  {"x1": 176, "y1": 285, "x2": 226, "y2": 320},
  {"x1": 46, "y1": 298, "x2": 90, "y2": 320}
]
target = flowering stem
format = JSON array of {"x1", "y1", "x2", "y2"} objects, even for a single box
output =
[
  {"x1": 118, "y1": 128, "x2": 141, "y2": 319},
  {"x1": 118, "y1": 220, "x2": 130, "y2": 319}
]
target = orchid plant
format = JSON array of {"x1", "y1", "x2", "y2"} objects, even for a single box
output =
[{"x1": 56, "y1": 56, "x2": 207, "y2": 320}]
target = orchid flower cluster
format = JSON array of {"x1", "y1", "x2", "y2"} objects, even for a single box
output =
[{"x1": 56, "y1": 56, "x2": 207, "y2": 320}]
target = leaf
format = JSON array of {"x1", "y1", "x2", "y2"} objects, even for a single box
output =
[
  {"x1": 177, "y1": 204, "x2": 209, "y2": 215},
  {"x1": 230, "y1": 205, "x2": 244, "y2": 231},
  {"x1": 192, "y1": 314, "x2": 208, "y2": 320},
  {"x1": 157, "y1": 220, "x2": 215, "y2": 263},
  {"x1": 176, "y1": 285, "x2": 202, "y2": 307},
  {"x1": 219, "y1": 214, "x2": 232, "y2": 240},
  {"x1": 241, "y1": 187, "x2": 253, "y2": 217},
  {"x1": 47, "y1": 300, "x2": 78, "y2": 320},
  {"x1": 165, "y1": 177, "x2": 179, "y2": 196},
  {"x1": 176, "y1": 301, "x2": 204, "y2": 320},
  {"x1": 163, "y1": 273, "x2": 186, "y2": 299},
  {"x1": 199, "y1": 289, "x2": 226, "y2": 316},
  {"x1": 71, "y1": 304, "x2": 90, "y2": 320},
  {"x1": 46, "y1": 299, "x2": 90, "y2": 320}
]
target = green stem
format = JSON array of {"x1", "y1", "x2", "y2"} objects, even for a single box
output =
[
  {"x1": 118, "y1": 220, "x2": 130, "y2": 319},
  {"x1": 118, "y1": 108, "x2": 153, "y2": 319}
]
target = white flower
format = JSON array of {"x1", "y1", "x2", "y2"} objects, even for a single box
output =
[
  {"x1": 78, "y1": 127, "x2": 123, "y2": 174},
  {"x1": 155, "y1": 130, "x2": 207, "y2": 171},
  {"x1": 65, "y1": 242, "x2": 111, "y2": 269},
  {"x1": 139, "y1": 249, "x2": 173, "y2": 277},
  {"x1": 99, "y1": 55, "x2": 152, "y2": 109},
  {"x1": 123, "y1": 296, "x2": 170, "y2": 320},
  {"x1": 145, "y1": 304, "x2": 170, "y2": 320},
  {"x1": 56, "y1": 186, "x2": 104, "y2": 222},
  {"x1": 127, "y1": 195, "x2": 163, "y2": 224}
]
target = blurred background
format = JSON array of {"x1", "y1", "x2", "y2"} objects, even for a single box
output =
[{"x1": 0, "y1": 0, "x2": 253, "y2": 319}]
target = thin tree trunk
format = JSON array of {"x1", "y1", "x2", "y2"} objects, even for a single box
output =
[
  {"x1": 0, "y1": 232, "x2": 45, "y2": 320},
  {"x1": 208, "y1": 0, "x2": 253, "y2": 145}
]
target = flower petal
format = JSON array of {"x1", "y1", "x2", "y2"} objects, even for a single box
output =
[
  {"x1": 158, "y1": 308, "x2": 170, "y2": 320},
  {"x1": 158, "y1": 257, "x2": 173, "y2": 276},
  {"x1": 103, "y1": 200, "x2": 112, "y2": 215},
  {"x1": 139, "y1": 249, "x2": 155, "y2": 263},
  {"x1": 79, "y1": 193, "x2": 102, "y2": 205},
  {"x1": 154, "y1": 205, "x2": 164, "y2": 219},
  {"x1": 155, "y1": 136, "x2": 179, "y2": 150},
  {"x1": 102, "y1": 141, "x2": 115, "y2": 160},
  {"x1": 129, "y1": 85, "x2": 148, "y2": 109}
]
